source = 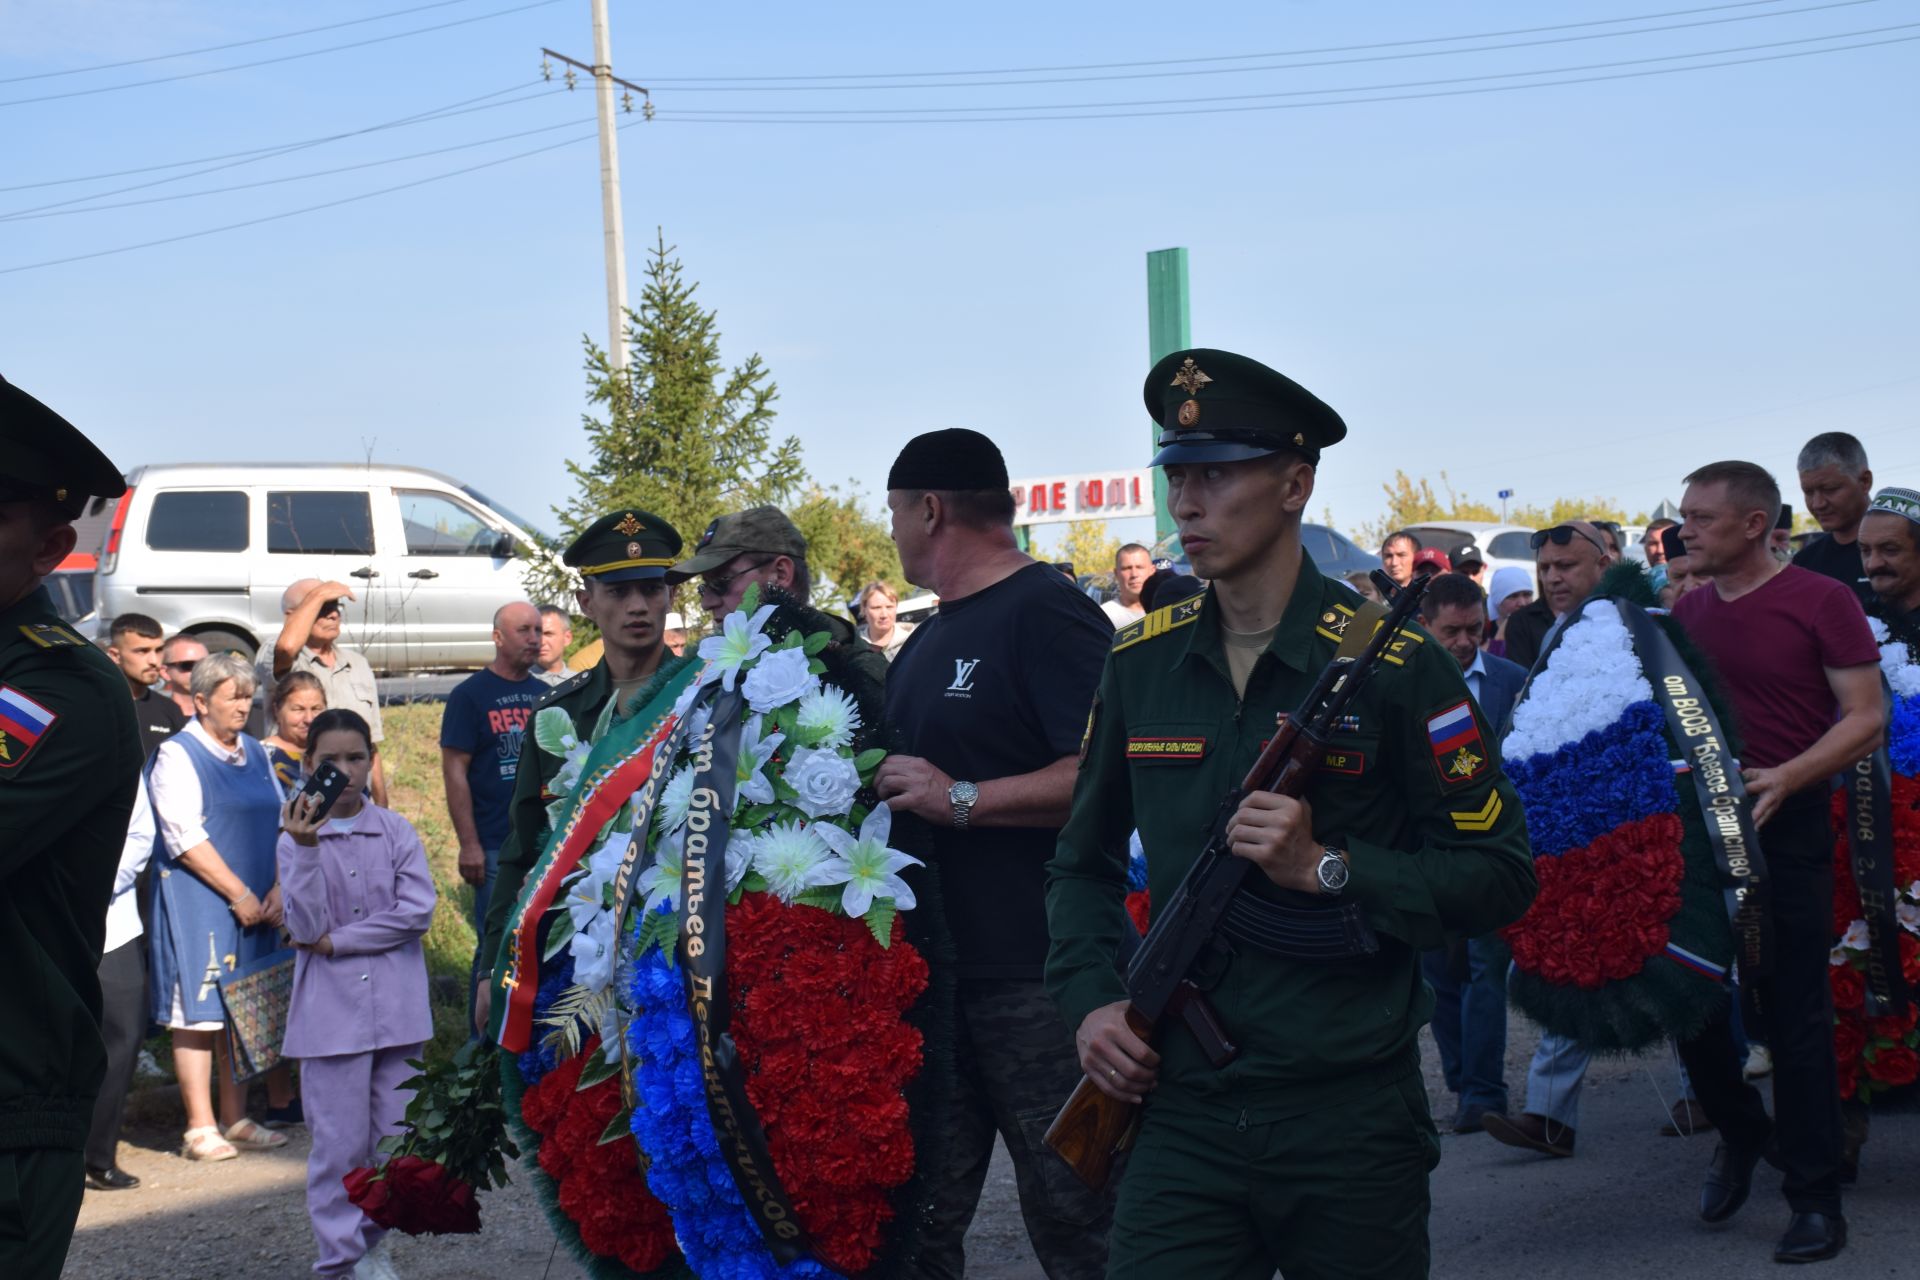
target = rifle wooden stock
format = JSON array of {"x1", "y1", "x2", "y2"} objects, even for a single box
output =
[{"x1": 1043, "y1": 1008, "x2": 1154, "y2": 1190}]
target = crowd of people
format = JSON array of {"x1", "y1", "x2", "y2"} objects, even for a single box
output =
[{"x1": 4, "y1": 354, "x2": 1915, "y2": 1280}]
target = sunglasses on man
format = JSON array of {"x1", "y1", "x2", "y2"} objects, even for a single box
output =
[
  {"x1": 1528, "y1": 525, "x2": 1607, "y2": 555},
  {"x1": 697, "y1": 556, "x2": 775, "y2": 601}
]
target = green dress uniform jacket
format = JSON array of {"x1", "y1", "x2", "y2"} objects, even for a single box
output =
[
  {"x1": 1046, "y1": 550, "x2": 1537, "y2": 1121},
  {"x1": 0, "y1": 588, "x2": 142, "y2": 1151}
]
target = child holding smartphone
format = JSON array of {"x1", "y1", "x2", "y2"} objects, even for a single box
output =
[{"x1": 278, "y1": 709, "x2": 436, "y2": 1280}]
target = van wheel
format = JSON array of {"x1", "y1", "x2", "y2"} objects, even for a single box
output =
[{"x1": 191, "y1": 628, "x2": 256, "y2": 661}]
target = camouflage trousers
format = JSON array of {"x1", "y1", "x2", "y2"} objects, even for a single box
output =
[{"x1": 909, "y1": 979, "x2": 1116, "y2": 1280}]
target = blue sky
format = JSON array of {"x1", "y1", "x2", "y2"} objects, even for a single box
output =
[{"x1": 3, "y1": 0, "x2": 1915, "y2": 553}]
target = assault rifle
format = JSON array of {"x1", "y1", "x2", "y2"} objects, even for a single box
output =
[{"x1": 1044, "y1": 569, "x2": 1431, "y2": 1189}]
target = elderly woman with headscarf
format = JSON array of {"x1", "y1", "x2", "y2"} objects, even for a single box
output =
[{"x1": 147, "y1": 652, "x2": 298, "y2": 1161}]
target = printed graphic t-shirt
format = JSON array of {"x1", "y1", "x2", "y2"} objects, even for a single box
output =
[
  {"x1": 439, "y1": 668, "x2": 545, "y2": 849},
  {"x1": 885, "y1": 563, "x2": 1111, "y2": 981}
]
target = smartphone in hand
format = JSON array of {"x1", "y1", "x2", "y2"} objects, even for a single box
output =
[{"x1": 299, "y1": 761, "x2": 352, "y2": 824}]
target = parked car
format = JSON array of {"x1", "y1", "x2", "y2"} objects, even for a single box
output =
[
  {"x1": 1150, "y1": 522, "x2": 1381, "y2": 582},
  {"x1": 1399, "y1": 521, "x2": 1537, "y2": 587},
  {"x1": 47, "y1": 551, "x2": 98, "y2": 628},
  {"x1": 89, "y1": 463, "x2": 558, "y2": 672}
]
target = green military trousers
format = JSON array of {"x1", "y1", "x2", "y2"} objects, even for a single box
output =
[
  {"x1": 0, "y1": 1148, "x2": 85, "y2": 1280},
  {"x1": 1109, "y1": 1070, "x2": 1441, "y2": 1280}
]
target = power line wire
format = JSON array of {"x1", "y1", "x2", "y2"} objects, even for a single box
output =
[
  {"x1": 0, "y1": 0, "x2": 496, "y2": 85},
  {"x1": 652, "y1": 19, "x2": 1920, "y2": 117},
  {"x1": 0, "y1": 0, "x2": 562, "y2": 108},
  {"x1": 652, "y1": 29, "x2": 1920, "y2": 123},
  {"x1": 0, "y1": 122, "x2": 615, "y2": 276},
  {"x1": 643, "y1": 0, "x2": 1881, "y2": 89},
  {"x1": 0, "y1": 81, "x2": 557, "y2": 193},
  {"x1": 1, "y1": 113, "x2": 599, "y2": 221},
  {"x1": 0, "y1": 84, "x2": 566, "y2": 218}
]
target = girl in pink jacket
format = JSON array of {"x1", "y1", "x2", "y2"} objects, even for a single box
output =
[{"x1": 279, "y1": 709, "x2": 436, "y2": 1280}]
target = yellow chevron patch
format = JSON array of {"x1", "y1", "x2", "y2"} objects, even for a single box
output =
[
  {"x1": 1113, "y1": 593, "x2": 1203, "y2": 653},
  {"x1": 1449, "y1": 791, "x2": 1504, "y2": 833}
]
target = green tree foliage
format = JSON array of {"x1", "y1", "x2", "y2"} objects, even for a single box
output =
[
  {"x1": 1053, "y1": 519, "x2": 1122, "y2": 582},
  {"x1": 789, "y1": 482, "x2": 904, "y2": 611},
  {"x1": 534, "y1": 233, "x2": 805, "y2": 600},
  {"x1": 1352, "y1": 470, "x2": 1649, "y2": 546}
]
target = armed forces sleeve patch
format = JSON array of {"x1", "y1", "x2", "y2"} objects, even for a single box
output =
[
  {"x1": 1426, "y1": 700, "x2": 1489, "y2": 788},
  {"x1": 0, "y1": 685, "x2": 58, "y2": 771}
]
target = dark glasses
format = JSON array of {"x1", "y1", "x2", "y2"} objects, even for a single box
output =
[
  {"x1": 166, "y1": 660, "x2": 198, "y2": 672},
  {"x1": 698, "y1": 556, "x2": 774, "y2": 600},
  {"x1": 1529, "y1": 525, "x2": 1607, "y2": 554},
  {"x1": 315, "y1": 600, "x2": 343, "y2": 617}
]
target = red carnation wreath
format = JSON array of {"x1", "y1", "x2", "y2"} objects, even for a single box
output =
[
  {"x1": 1828, "y1": 777, "x2": 1920, "y2": 1101},
  {"x1": 1503, "y1": 814, "x2": 1686, "y2": 990}
]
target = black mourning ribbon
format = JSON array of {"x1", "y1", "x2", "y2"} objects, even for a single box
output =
[{"x1": 677, "y1": 683, "x2": 815, "y2": 1263}]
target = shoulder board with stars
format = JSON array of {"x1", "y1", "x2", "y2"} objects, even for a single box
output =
[
  {"x1": 16, "y1": 621, "x2": 89, "y2": 649},
  {"x1": 1313, "y1": 602, "x2": 1426, "y2": 665},
  {"x1": 1113, "y1": 594, "x2": 1204, "y2": 653}
]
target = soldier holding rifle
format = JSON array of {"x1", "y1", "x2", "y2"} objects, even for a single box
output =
[{"x1": 1044, "y1": 350, "x2": 1536, "y2": 1279}]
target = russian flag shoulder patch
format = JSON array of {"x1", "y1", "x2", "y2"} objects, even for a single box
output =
[
  {"x1": 1426, "y1": 699, "x2": 1488, "y2": 787},
  {"x1": 0, "y1": 685, "x2": 58, "y2": 771}
]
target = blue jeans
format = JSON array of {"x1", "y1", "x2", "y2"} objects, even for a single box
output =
[
  {"x1": 466, "y1": 848, "x2": 500, "y2": 1040},
  {"x1": 1423, "y1": 938, "x2": 1509, "y2": 1112},
  {"x1": 1523, "y1": 1032, "x2": 1591, "y2": 1127}
]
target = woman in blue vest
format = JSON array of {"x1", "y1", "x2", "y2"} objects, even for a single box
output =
[{"x1": 148, "y1": 653, "x2": 297, "y2": 1161}]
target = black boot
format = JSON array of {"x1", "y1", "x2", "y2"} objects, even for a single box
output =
[
  {"x1": 1773, "y1": 1212, "x2": 1846, "y2": 1263},
  {"x1": 1700, "y1": 1140, "x2": 1764, "y2": 1223}
]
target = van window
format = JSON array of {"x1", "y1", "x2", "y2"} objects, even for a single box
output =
[
  {"x1": 398, "y1": 490, "x2": 497, "y2": 556},
  {"x1": 268, "y1": 491, "x2": 374, "y2": 556},
  {"x1": 146, "y1": 490, "x2": 248, "y2": 552},
  {"x1": 1488, "y1": 531, "x2": 1535, "y2": 559}
]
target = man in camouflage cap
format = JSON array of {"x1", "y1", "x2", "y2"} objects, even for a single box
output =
[
  {"x1": 1046, "y1": 349, "x2": 1535, "y2": 1278},
  {"x1": 0, "y1": 376, "x2": 143, "y2": 1278},
  {"x1": 475, "y1": 508, "x2": 682, "y2": 1036}
]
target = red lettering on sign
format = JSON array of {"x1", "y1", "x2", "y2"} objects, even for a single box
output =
[
  {"x1": 1085, "y1": 478, "x2": 1104, "y2": 506},
  {"x1": 1051, "y1": 482, "x2": 1066, "y2": 510},
  {"x1": 1029, "y1": 484, "x2": 1048, "y2": 512}
]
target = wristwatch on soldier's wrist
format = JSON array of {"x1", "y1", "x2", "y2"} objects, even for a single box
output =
[
  {"x1": 948, "y1": 780, "x2": 979, "y2": 830},
  {"x1": 1315, "y1": 846, "x2": 1350, "y2": 896}
]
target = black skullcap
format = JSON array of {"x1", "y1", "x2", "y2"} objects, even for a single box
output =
[
  {"x1": 1775, "y1": 502, "x2": 1793, "y2": 530},
  {"x1": 1660, "y1": 524, "x2": 1687, "y2": 563},
  {"x1": 887, "y1": 428, "x2": 1009, "y2": 491}
]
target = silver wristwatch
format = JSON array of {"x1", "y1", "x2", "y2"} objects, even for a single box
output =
[
  {"x1": 1315, "y1": 846, "x2": 1350, "y2": 896},
  {"x1": 948, "y1": 780, "x2": 980, "y2": 830}
]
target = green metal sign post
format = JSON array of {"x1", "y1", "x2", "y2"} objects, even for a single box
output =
[{"x1": 1145, "y1": 247, "x2": 1191, "y2": 545}]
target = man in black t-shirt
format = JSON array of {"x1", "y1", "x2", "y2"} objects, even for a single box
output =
[
  {"x1": 104, "y1": 613, "x2": 184, "y2": 758},
  {"x1": 1792, "y1": 431, "x2": 1875, "y2": 604},
  {"x1": 878, "y1": 429, "x2": 1115, "y2": 1279}
]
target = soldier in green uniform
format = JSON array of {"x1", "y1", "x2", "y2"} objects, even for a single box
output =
[
  {"x1": 0, "y1": 377, "x2": 144, "y2": 1279},
  {"x1": 1045, "y1": 350, "x2": 1536, "y2": 1280},
  {"x1": 474, "y1": 509, "x2": 686, "y2": 1037}
]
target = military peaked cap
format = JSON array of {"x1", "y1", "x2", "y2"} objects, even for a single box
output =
[{"x1": 1145, "y1": 348, "x2": 1347, "y2": 468}]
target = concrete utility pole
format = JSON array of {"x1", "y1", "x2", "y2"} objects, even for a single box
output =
[{"x1": 543, "y1": 0, "x2": 651, "y2": 372}]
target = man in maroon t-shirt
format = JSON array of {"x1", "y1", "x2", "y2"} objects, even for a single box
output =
[{"x1": 1672, "y1": 461, "x2": 1884, "y2": 1265}]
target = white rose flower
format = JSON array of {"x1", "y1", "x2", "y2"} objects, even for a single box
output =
[
  {"x1": 785, "y1": 745, "x2": 861, "y2": 819},
  {"x1": 795, "y1": 685, "x2": 862, "y2": 751},
  {"x1": 742, "y1": 645, "x2": 819, "y2": 713}
]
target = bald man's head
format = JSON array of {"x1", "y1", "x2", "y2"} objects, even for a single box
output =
[{"x1": 493, "y1": 601, "x2": 542, "y2": 673}]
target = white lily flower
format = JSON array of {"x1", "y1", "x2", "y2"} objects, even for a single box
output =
[
  {"x1": 696, "y1": 603, "x2": 777, "y2": 692},
  {"x1": 638, "y1": 830, "x2": 684, "y2": 915},
  {"x1": 737, "y1": 714, "x2": 785, "y2": 808},
  {"x1": 569, "y1": 908, "x2": 620, "y2": 992},
  {"x1": 748, "y1": 821, "x2": 836, "y2": 901},
  {"x1": 814, "y1": 803, "x2": 923, "y2": 918},
  {"x1": 1896, "y1": 900, "x2": 1920, "y2": 934},
  {"x1": 1841, "y1": 919, "x2": 1872, "y2": 952},
  {"x1": 795, "y1": 685, "x2": 862, "y2": 751}
]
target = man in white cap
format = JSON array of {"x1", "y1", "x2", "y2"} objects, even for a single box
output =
[
  {"x1": 662, "y1": 610, "x2": 687, "y2": 657},
  {"x1": 1861, "y1": 486, "x2": 1920, "y2": 633}
]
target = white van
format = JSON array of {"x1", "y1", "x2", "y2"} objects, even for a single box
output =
[{"x1": 90, "y1": 463, "x2": 557, "y2": 673}]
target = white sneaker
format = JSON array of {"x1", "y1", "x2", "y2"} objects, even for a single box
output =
[
  {"x1": 354, "y1": 1236, "x2": 401, "y2": 1280},
  {"x1": 1744, "y1": 1044, "x2": 1773, "y2": 1080}
]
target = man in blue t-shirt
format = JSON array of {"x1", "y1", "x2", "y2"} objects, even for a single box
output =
[{"x1": 440, "y1": 601, "x2": 545, "y2": 1031}]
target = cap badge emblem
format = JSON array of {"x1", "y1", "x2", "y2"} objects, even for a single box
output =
[
  {"x1": 1169, "y1": 357, "x2": 1213, "y2": 396},
  {"x1": 1292, "y1": 432, "x2": 1305, "y2": 447},
  {"x1": 627, "y1": 541, "x2": 643, "y2": 558},
  {"x1": 614, "y1": 513, "x2": 642, "y2": 536},
  {"x1": 699, "y1": 518, "x2": 719, "y2": 549},
  {"x1": 1177, "y1": 400, "x2": 1200, "y2": 426}
]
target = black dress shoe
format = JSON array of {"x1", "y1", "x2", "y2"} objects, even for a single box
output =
[
  {"x1": 84, "y1": 1165, "x2": 140, "y2": 1191},
  {"x1": 1700, "y1": 1141, "x2": 1764, "y2": 1223},
  {"x1": 1452, "y1": 1104, "x2": 1500, "y2": 1134},
  {"x1": 1774, "y1": 1211, "x2": 1846, "y2": 1263}
]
